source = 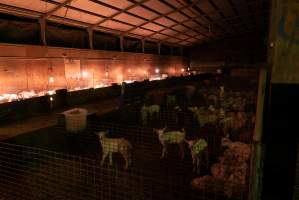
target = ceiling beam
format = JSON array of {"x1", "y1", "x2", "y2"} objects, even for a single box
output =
[
  {"x1": 160, "y1": 0, "x2": 209, "y2": 32},
  {"x1": 90, "y1": 0, "x2": 150, "y2": 29},
  {"x1": 41, "y1": 0, "x2": 192, "y2": 45},
  {"x1": 124, "y1": 0, "x2": 208, "y2": 38},
  {"x1": 90, "y1": 0, "x2": 196, "y2": 40},
  {"x1": 0, "y1": 2, "x2": 190, "y2": 47},
  {"x1": 42, "y1": 0, "x2": 74, "y2": 19},
  {"x1": 142, "y1": 15, "x2": 208, "y2": 42},
  {"x1": 0, "y1": 3, "x2": 42, "y2": 18}
]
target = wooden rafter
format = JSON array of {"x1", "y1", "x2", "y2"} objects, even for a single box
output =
[
  {"x1": 90, "y1": 0, "x2": 150, "y2": 29},
  {"x1": 41, "y1": 0, "x2": 193, "y2": 45},
  {"x1": 42, "y1": 0, "x2": 74, "y2": 19}
]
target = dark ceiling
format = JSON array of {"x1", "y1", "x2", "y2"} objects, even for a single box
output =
[{"x1": 0, "y1": 0, "x2": 270, "y2": 47}]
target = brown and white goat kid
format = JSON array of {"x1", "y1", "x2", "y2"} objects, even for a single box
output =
[
  {"x1": 154, "y1": 127, "x2": 186, "y2": 159},
  {"x1": 185, "y1": 139, "x2": 209, "y2": 174},
  {"x1": 96, "y1": 131, "x2": 132, "y2": 170}
]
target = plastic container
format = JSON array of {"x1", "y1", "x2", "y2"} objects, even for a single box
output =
[{"x1": 63, "y1": 108, "x2": 88, "y2": 133}]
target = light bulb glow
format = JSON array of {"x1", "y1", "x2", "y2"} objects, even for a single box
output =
[
  {"x1": 82, "y1": 71, "x2": 88, "y2": 78},
  {"x1": 50, "y1": 97, "x2": 54, "y2": 101},
  {"x1": 181, "y1": 68, "x2": 185, "y2": 72},
  {"x1": 128, "y1": 68, "x2": 131, "y2": 73},
  {"x1": 105, "y1": 71, "x2": 109, "y2": 77},
  {"x1": 155, "y1": 68, "x2": 160, "y2": 74},
  {"x1": 49, "y1": 77, "x2": 54, "y2": 83},
  {"x1": 143, "y1": 70, "x2": 147, "y2": 75}
]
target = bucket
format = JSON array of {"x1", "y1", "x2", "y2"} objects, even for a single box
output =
[{"x1": 63, "y1": 108, "x2": 88, "y2": 133}]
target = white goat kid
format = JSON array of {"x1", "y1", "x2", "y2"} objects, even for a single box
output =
[
  {"x1": 96, "y1": 131, "x2": 132, "y2": 170},
  {"x1": 154, "y1": 127, "x2": 186, "y2": 159},
  {"x1": 185, "y1": 139, "x2": 209, "y2": 174},
  {"x1": 141, "y1": 104, "x2": 160, "y2": 125}
]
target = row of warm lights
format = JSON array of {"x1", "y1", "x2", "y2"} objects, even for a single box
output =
[
  {"x1": 1, "y1": 67, "x2": 190, "y2": 104},
  {"x1": 0, "y1": 90, "x2": 56, "y2": 103},
  {"x1": 59, "y1": 67, "x2": 188, "y2": 79},
  {"x1": 46, "y1": 67, "x2": 190, "y2": 89}
]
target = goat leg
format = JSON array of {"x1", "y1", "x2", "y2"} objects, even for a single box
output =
[
  {"x1": 160, "y1": 146, "x2": 166, "y2": 159},
  {"x1": 108, "y1": 153, "x2": 113, "y2": 166},
  {"x1": 101, "y1": 151, "x2": 108, "y2": 166},
  {"x1": 179, "y1": 142, "x2": 185, "y2": 160}
]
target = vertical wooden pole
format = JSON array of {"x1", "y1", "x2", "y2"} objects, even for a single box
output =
[
  {"x1": 158, "y1": 42, "x2": 161, "y2": 55},
  {"x1": 170, "y1": 46, "x2": 173, "y2": 55},
  {"x1": 249, "y1": 67, "x2": 268, "y2": 200},
  {"x1": 120, "y1": 35, "x2": 124, "y2": 52},
  {"x1": 180, "y1": 46, "x2": 183, "y2": 56},
  {"x1": 141, "y1": 39, "x2": 145, "y2": 53},
  {"x1": 39, "y1": 18, "x2": 47, "y2": 46},
  {"x1": 88, "y1": 28, "x2": 94, "y2": 50}
]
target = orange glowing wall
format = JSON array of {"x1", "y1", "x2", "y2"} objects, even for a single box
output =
[{"x1": 0, "y1": 43, "x2": 189, "y2": 94}]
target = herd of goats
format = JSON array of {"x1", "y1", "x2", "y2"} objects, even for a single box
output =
[{"x1": 94, "y1": 78, "x2": 257, "y2": 198}]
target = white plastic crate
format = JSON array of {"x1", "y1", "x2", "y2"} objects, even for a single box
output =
[{"x1": 63, "y1": 108, "x2": 88, "y2": 133}]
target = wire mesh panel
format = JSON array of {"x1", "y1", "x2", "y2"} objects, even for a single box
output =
[
  {"x1": 0, "y1": 76, "x2": 258, "y2": 200},
  {"x1": 0, "y1": 142, "x2": 97, "y2": 200},
  {"x1": 0, "y1": 140, "x2": 248, "y2": 200}
]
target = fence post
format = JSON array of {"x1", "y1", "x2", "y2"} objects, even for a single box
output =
[{"x1": 248, "y1": 66, "x2": 268, "y2": 200}]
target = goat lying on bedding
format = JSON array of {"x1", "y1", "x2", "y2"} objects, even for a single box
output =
[
  {"x1": 185, "y1": 139, "x2": 209, "y2": 174},
  {"x1": 154, "y1": 127, "x2": 186, "y2": 159},
  {"x1": 95, "y1": 131, "x2": 132, "y2": 170}
]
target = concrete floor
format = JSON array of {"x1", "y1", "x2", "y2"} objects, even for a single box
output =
[{"x1": 0, "y1": 98, "x2": 120, "y2": 141}]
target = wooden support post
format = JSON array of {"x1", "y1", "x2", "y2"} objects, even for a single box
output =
[
  {"x1": 180, "y1": 47, "x2": 183, "y2": 56},
  {"x1": 87, "y1": 28, "x2": 94, "y2": 50},
  {"x1": 158, "y1": 42, "x2": 161, "y2": 55},
  {"x1": 141, "y1": 39, "x2": 145, "y2": 53},
  {"x1": 170, "y1": 46, "x2": 174, "y2": 55},
  {"x1": 120, "y1": 35, "x2": 124, "y2": 52},
  {"x1": 249, "y1": 67, "x2": 268, "y2": 200},
  {"x1": 39, "y1": 18, "x2": 47, "y2": 46}
]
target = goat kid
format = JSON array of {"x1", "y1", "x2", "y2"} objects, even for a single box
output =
[
  {"x1": 95, "y1": 131, "x2": 132, "y2": 170},
  {"x1": 185, "y1": 139, "x2": 209, "y2": 174},
  {"x1": 154, "y1": 127, "x2": 186, "y2": 160},
  {"x1": 141, "y1": 104, "x2": 160, "y2": 125},
  {"x1": 221, "y1": 135, "x2": 251, "y2": 163}
]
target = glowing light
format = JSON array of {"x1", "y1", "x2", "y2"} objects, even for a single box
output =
[
  {"x1": 117, "y1": 74, "x2": 123, "y2": 83},
  {"x1": 82, "y1": 71, "x2": 88, "y2": 78},
  {"x1": 187, "y1": 67, "x2": 190, "y2": 71},
  {"x1": 155, "y1": 68, "x2": 160, "y2": 74},
  {"x1": 47, "y1": 90, "x2": 55, "y2": 95},
  {"x1": 181, "y1": 68, "x2": 185, "y2": 72},
  {"x1": 128, "y1": 68, "x2": 132, "y2": 73},
  {"x1": 50, "y1": 97, "x2": 54, "y2": 101},
  {"x1": 217, "y1": 69, "x2": 222, "y2": 74},
  {"x1": 105, "y1": 71, "x2": 109, "y2": 77},
  {"x1": 143, "y1": 70, "x2": 147, "y2": 75},
  {"x1": 49, "y1": 77, "x2": 54, "y2": 83}
]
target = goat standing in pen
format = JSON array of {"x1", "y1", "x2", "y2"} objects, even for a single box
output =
[
  {"x1": 154, "y1": 127, "x2": 186, "y2": 159},
  {"x1": 141, "y1": 104, "x2": 160, "y2": 125},
  {"x1": 185, "y1": 139, "x2": 209, "y2": 174},
  {"x1": 95, "y1": 131, "x2": 132, "y2": 170}
]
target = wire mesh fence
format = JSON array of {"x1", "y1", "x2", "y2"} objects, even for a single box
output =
[
  {"x1": 0, "y1": 77, "x2": 257, "y2": 200},
  {"x1": 0, "y1": 117, "x2": 251, "y2": 200}
]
